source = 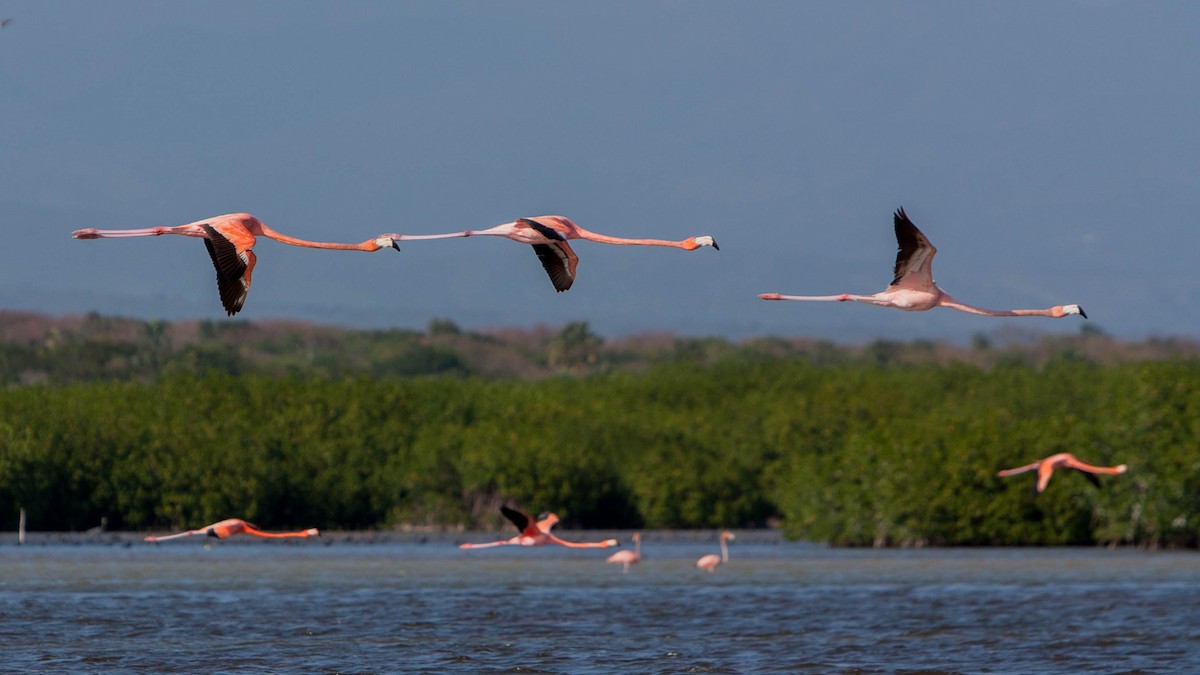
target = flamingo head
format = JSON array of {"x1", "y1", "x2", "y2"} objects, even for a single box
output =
[
  {"x1": 1115, "y1": 464, "x2": 1128, "y2": 474},
  {"x1": 1061, "y1": 304, "x2": 1086, "y2": 319},
  {"x1": 603, "y1": 538, "x2": 619, "y2": 547},
  {"x1": 721, "y1": 531, "x2": 735, "y2": 542},
  {"x1": 306, "y1": 528, "x2": 320, "y2": 537},
  {"x1": 690, "y1": 235, "x2": 719, "y2": 251},
  {"x1": 374, "y1": 236, "x2": 401, "y2": 251}
]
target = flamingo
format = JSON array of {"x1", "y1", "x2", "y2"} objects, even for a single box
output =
[
  {"x1": 458, "y1": 506, "x2": 619, "y2": 549},
  {"x1": 144, "y1": 518, "x2": 319, "y2": 542},
  {"x1": 759, "y1": 208, "x2": 1086, "y2": 319},
  {"x1": 997, "y1": 452, "x2": 1128, "y2": 497},
  {"x1": 382, "y1": 216, "x2": 718, "y2": 292},
  {"x1": 72, "y1": 213, "x2": 400, "y2": 316},
  {"x1": 696, "y1": 530, "x2": 734, "y2": 572},
  {"x1": 606, "y1": 532, "x2": 641, "y2": 572}
]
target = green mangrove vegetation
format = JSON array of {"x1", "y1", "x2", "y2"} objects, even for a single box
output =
[{"x1": 0, "y1": 312, "x2": 1197, "y2": 547}]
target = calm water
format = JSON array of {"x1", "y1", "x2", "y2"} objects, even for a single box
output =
[{"x1": 1, "y1": 534, "x2": 1198, "y2": 674}]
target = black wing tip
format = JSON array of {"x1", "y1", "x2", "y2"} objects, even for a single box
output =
[
  {"x1": 531, "y1": 243, "x2": 575, "y2": 292},
  {"x1": 499, "y1": 505, "x2": 530, "y2": 531}
]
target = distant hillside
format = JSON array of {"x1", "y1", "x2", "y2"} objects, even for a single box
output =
[{"x1": 1, "y1": 310, "x2": 1197, "y2": 386}]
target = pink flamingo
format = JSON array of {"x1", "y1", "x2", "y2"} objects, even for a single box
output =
[
  {"x1": 696, "y1": 530, "x2": 734, "y2": 572},
  {"x1": 73, "y1": 213, "x2": 400, "y2": 316},
  {"x1": 759, "y1": 208, "x2": 1086, "y2": 319},
  {"x1": 382, "y1": 216, "x2": 718, "y2": 292},
  {"x1": 606, "y1": 532, "x2": 641, "y2": 572},
  {"x1": 997, "y1": 452, "x2": 1128, "y2": 497},
  {"x1": 144, "y1": 518, "x2": 319, "y2": 542},
  {"x1": 458, "y1": 506, "x2": 619, "y2": 549}
]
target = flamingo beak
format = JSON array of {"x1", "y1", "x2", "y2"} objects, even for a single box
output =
[{"x1": 1079, "y1": 307, "x2": 1088, "y2": 319}]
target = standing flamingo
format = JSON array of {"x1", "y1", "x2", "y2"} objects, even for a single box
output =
[
  {"x1": 458, "y1": 506, "x2": 619, "y2": 549},
  {"x1": 997, "y1": 452, "x2": 1128, "y2": 497},
  {"x1": 696, "y1": 530, "x2": 734, "y2": 572},
  {"x1": 73, "y1": 213, "x2": 400, "y2": 316},
  {"x1": 144, "y1": 518, "x2": 319, "y2": 542},
  {"x1": 759, "y1": 208, "x2": 1086, "y2": 319},
  {"x1": 606, "y1": 532, "x2": 642, "y2": 573},
  {"x1": 382, "y1": 216, "x2": 718, "y2": 292}
]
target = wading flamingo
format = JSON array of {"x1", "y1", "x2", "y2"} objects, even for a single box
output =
[
  {"x1": 759, "y1": 208, "x2": 1086, "y2": 319},
  {"x1": 458, "y1": 506, "x2": 619, "y2": 549},
  {"x1": 383, "y1": 216, "x2": 718, "y2": 292},
  {"x1": 606, "y1": 532, "x2": 641, "y2": 572},
  {"x1": 73, "y1": 213, "x2": 400, "y2": 316},
  {"x1": 997, "y1": 452, "x2": 1128, "y2": 497},
  {"x1": 696, "y1": 530, "x2": 734, "y2": 572},
  {"x1": 144, "y1": 518, "x2": 319, "y2": 542}
]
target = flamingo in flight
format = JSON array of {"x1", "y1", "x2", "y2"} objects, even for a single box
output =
[
  {"x1": 759, "y1": 208, "x2": 1086, "y2": 319},
  {"x1": 606, "y1": 532, "x2": 642, "y2": 573},
  {"x1": 73, "y1": 213, "x2": 400, "y2": 316},
  {"x1": 997, "y1": 452, "x2": 1128, "y2": 497},
  {"x1": 144, "y1": 518, "x2": 319, "y2": 542},
  {"x1": 382, "y1": 216, "x2": 718, "y2": 292},
  {"x1": 696, "y1": 530, "x2": 734, "y2": 573},
  {"x1": 458, "y1": 506, "x2": 619, "y2": 549}
]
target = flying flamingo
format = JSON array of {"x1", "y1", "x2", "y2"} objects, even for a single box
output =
[
  {"x1": 696, "y1": 530, "x2": 734, "y2": 572},
  {"x1": 997, "y1": 452, "x2": 1128, "y2": 497},
  {"x1": 759, "y1": 208, "x2": 1086, "y2": 319},
  {"x1": 458, "y1": 506, "x2": 619, "y2": 549},
  {"x1": 144, "y1": 518, "x2": 319, "y2": 542},
  {"x1": 382, "y1": 215, "x2": 718, "y2": 292},
  {"x1": 72, "y1": 213, "x2": 400, "y2": 316},
  {"x1": 606, "y1": 532, "x2": 641, "y2": 572}
]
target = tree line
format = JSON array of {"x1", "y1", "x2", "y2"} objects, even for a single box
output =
[{"x1": 1, "y1": 352, "x2": 1196, "y2": 547}]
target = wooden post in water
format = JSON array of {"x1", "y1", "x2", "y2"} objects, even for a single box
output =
[{"x1": 18, "y1": 507, "x2": 26, "y2": 545}]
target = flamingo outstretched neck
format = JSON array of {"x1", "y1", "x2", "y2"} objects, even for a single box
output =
[
  {"x1": 997, "y1": 452, "x2": 1128, "y2": 496},
  {"x1": 73, "y1": 213, "x2": 399, "y2": 316},
  {"x1": 458, "y1": 505, "x2": 619, "y2": 549},
  {"x1": 383, "y1": 215, "x2": 717, "y2": 292},
  {"x1": 759, "y1": 208, "x2": 1086, "y2": 319}
]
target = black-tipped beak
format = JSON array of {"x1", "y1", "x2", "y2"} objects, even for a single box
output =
[
  {"x1": 206, "y1": 529, "x2": 219, "y2": 539},
  {"x1": 390, "y1": 241, "x2": 401, "y2": 252},
  {"x1": 712, "y1": 240, "x2": 720, "y2": 251},
  {"x1": 1079, "y1": 307, "x2": 1088, "y2": 319}
]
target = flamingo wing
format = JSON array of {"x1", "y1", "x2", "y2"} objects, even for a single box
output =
[
  {"x1": 500, "y1": 506, "x2": 537, "y2": 536},
  {"x1": 519, "y1": 218, "x2": 578, "y2": 292},
  {"x1": 890, "y1": 208, "x2": 937, "y2": 289},
  {"x1": 1070, "y1": 468, "x2": 1103, "y2": 488},
  {"x1": 201, "y1": 224, "x2": 256, "y2": 316}
]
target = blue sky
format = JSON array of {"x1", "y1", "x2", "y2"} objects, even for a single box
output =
[{"x1": 2, "y1": 1, "x2": 1197, "y2": 342}]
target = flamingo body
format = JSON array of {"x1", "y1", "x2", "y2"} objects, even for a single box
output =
[
  {"x1": 759, "y1": 208, "x2": 1086, "y2": 319},
  {"x1": 459, "y1": 506, "x2": 619, "y2": 549},
  {"x1": 144, "y1": 518, "x2": 319, "y2": 542},
  {"x1": 383, "y1": 215, "x2": 717, "y2": 292},
  {"x1": 696, "y1": 531, "x2": 734, "y2": 572},
  {"x1": 997, "y1": 452, "x2": 1128, "y2": 497},
  {"x1": 73, "y1": 213, "x2": 399, "y2": 315},
  {"x1": 606, "y1": 532, "x2": 641, "y2": 572}
]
